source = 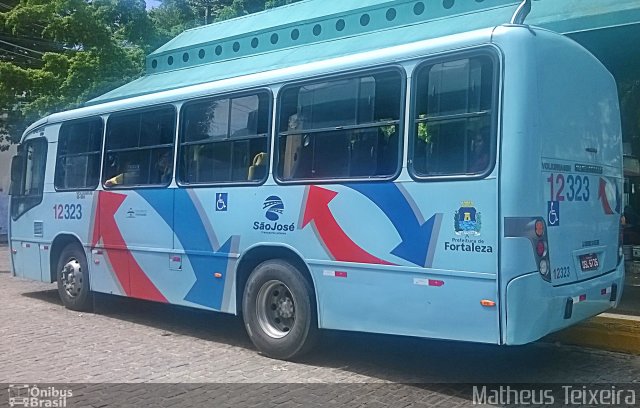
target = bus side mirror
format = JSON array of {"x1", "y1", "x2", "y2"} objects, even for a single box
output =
[{"x1": 9, "y1": 154, "x2": 23, "y2": 196}]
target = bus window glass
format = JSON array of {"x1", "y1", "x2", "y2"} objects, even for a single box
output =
[
  {"x1": 103, "y1": 106, "x2": 176, "y2": 187},
  {"x1": 277, "y1": 70, "x2": 402, "y2": 181},
  {"x1": 412, "y1": 56, "x2": 494, "y2": 177},
  {"x1": 11, "y1": 138, "x2": 47, "y2": 219},
  {"x1": 178, "y1": 91, "x2": 270, "y2": 184},
  {"x1": 55, "y1": 118, "x2": 103, "y2": 190}
]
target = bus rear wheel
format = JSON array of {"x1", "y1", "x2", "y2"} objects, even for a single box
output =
[
  {"x1": 242, "y1": 259, "x2": 318, "y2": 360},
  {"x1": 56, "y1": 243, "x2": 92, "y2": 312}
]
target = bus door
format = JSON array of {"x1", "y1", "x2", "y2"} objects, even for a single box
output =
[
  {"x1": 92, "y1": 189, "x2": 174, "y2": 303},
  {"x1": 9, "y1": 137, "x2": 48, "y2": 281},
  {"x1": 91, "y1": 107, "x2": 176, "y2": 303}
]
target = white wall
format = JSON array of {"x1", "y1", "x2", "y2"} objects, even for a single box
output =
[{"x1": 0, "y1": 145, "x2": 17, "y2": 238}]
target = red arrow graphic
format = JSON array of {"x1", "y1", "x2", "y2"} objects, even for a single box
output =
[
  {"x1": 92, "y1": 191, "x2": 168, "y2": 303},
  {"x1": 301, "y1": 186, "x2": 393, "y2": 265},
  {"x1": 598, "y1": 178, "x2": 614, "y2": 215}
]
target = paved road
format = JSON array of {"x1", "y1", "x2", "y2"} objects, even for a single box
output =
[{"x1": 1, "y1": 245, "x2": 640, "y2": 407}]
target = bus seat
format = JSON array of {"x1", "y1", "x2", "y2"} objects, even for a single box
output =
[{"x1": 248, "y1": 152, "x2": 268, "y2": 181}]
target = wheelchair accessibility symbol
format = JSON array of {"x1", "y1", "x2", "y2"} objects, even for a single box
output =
[
  {"x1": 216, "y1": 193, "x2": 228, "y2": 212},
  {"x1": 547, "y1": 201, "x2": 560, "y2": 227}
]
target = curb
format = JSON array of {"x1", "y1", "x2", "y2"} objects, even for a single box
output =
[{"x1": 548, "y1": 313, "x2": 640, "y2": 355}]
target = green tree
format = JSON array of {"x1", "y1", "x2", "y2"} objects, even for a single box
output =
[
  {"x1": 0, "y1": 0, "x2": 156, "y2": 149},
  {"x1": 0, "y1": 0, "x2": 303, "y2": 150},
  {"x1": 150, "y1": 0, "x2": 199, "y2": 41}
]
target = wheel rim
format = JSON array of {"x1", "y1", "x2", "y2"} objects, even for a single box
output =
[
  {"x1": 256, "y1": 280, "x2": 296, "y2": 339},
  {"x1": 61, "y1": 258, "x2": 83, "y2": 298}
]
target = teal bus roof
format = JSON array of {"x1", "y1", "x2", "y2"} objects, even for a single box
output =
[
  {"x1": 88, "y1": 0, "x2": 522, "y2": 105},
  {"x1": 88, "y1": 0, "x2": 640, "y2": 106}
]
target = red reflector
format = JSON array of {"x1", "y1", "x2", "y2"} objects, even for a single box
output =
[
  {"x1": 579, "y1": 294, "x2": 587, "y2": 302},
  {"x1": 214, "y1": 273, "x2": 222, "y2": 278},
  {"x1": 481, "y1": 299, "x2": 496, "y2": 307},
  {"x1": 172, "y1": 256, "x2": 181, "y2": 262},
  {"x1": 428, "y1": 279, "x2": 444, "y2": 287},
  {"x1": 335, "y1": 271, "x2": 347, "y2": 278}
]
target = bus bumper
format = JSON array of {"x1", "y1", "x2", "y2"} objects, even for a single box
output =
[{"x1": 504, "y1": 264, "x2": 625, "y2": 345}]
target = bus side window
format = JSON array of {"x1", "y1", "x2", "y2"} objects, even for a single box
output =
[
  {"x1": 276, "y1": 70, "x2": 402, "y2": 182},
  {"x1": 411, "y1": 55, "x2": 495, "y2": 177},
  {"x1": 177, "y1": 91, "x2": 270, "y2": 185},
  {"x1": 103, "y1": 106, "x2": 176, "y2": 188},
  {"x1": 54, "y1": 118, "x2": 103, "y2": 191}
]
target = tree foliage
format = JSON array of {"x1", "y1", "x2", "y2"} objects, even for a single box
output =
[{"x1": 0, "y1": 0, "x2": 301, "y2": 150}]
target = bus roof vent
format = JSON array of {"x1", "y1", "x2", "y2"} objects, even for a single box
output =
[{"x1": 144, "y1": 0, "x2": 524, "y2": 76}]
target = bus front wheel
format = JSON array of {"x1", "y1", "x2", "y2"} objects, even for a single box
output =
[
  {"x1": 56, "y1": 243, "x2": 93, "y2": 312},
  {"x1": 242, "y1": 259, "x2": 318, "y2": 360}
]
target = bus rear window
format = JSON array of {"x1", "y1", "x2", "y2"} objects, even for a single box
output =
[{"x1": 411, "y1": 55, "x2": 495, "y2": 178}]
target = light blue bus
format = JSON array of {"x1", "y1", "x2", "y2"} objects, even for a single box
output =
[{"x1": 8, "y1": 0, "x2": 624, "y2": 359}]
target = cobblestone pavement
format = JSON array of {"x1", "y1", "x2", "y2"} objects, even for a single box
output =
[{"x1": 1, "y1": 245, "x2": 640, "y2": 407}]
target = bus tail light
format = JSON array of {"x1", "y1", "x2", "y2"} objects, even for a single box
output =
[
  {"x1": 534, "y1": 218, "x2": 551, "y2": 282},
  {"x1": 539, "y1": 259, "x2": 550, "y2": 280}
]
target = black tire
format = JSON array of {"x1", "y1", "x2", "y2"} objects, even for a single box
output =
[
  {"x1": 242, "y1": 259, "x2": 318, "y2": 360},
  {"x1": 56, "y1": 243, "x2": 93, "y2": 312}
]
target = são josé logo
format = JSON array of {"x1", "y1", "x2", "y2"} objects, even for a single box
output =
[
  {"x1": 254, "y1": 196, "x2": 295, "y2": 234},
  {"x1": 263, "y1": 196, "x2": 284, "y2": 221},
  {"x1": 454, "y1": 201, "x2": 481, "y2": 236}
]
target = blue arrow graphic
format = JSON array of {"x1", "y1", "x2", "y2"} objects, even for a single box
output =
[
  {"x1": 183, "y1": 237, "x2": 234, "y2": 309},
  {"x1": 345, "y1": 183, "x2": 441, "y2": 267},
  {"x1": 138, "y1": 189, "x2": 236, "y2": 310}
]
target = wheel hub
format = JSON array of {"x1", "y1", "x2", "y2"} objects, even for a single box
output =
[
  {"x1": 256, "y1": 280, "x2": 296, "y2": 339},
  {"x1": 61, "y1": 259, "x2": 83, "y2": 298},
  {"x1": 277, "y1": 297, "x2": 294, "y2": 319}
]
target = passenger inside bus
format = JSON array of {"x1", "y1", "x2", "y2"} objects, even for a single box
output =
[
  {"x1": 104, "y1": 150, "x2": 172, "y2": 186},
  {"x1": 469, "y1": 126, "x2": 490, "y2": 173}
]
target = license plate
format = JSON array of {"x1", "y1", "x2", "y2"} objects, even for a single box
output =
[{"x1": 579, "y1": 253, "x2": 599, "y2": 272}]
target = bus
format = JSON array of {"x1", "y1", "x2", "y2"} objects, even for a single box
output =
[{"x1": 8, "y1": 0, "x2": 624, "y2": 360}]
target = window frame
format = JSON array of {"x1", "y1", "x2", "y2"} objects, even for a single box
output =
[
  {"x1": 11, "y1": 136, "x2": 48, "y2": 221},
  {"x1": 176, "y1": 88, "x2": 273, "y2": 188},
  {"x1": 273, "y1": 65, "x2": 406, "y2": 185},
  {"x1": 408, "y1": 47, "x2": 501, "y2": 182},
  {"x1": 54, "y1": 116, "x2": 104, "y2": 192},
  {"x1": 102, "y1": 104, "x2": 178, "y2": 189}
]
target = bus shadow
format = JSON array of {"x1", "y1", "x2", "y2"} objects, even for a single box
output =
[
  {"x1": 21, "y1": 288, "x2": 62, "y2": 305},
  {"x1": 20, "y1": 288, "x2": 636, "y2": 386},
  {"x1": 21, "y1": 289, "x2": 252, "y2": 348}
]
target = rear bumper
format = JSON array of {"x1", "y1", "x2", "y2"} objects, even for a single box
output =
[{"x1": 504, "y1": 264, "x2": 625, "y2": 345}]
